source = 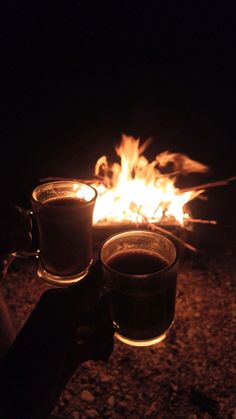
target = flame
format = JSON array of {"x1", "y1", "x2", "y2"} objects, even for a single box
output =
[{"x1": 92, "y1": 135, "x2": 208, "y2": 226}]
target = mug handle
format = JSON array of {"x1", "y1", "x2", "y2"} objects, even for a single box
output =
[{"x1": 0, "y1": 209, "x2": 39, "y2": 280}]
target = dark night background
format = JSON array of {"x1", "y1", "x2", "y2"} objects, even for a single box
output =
[{"x1": 0, "y1": 2, "x2": 235, "y2": 208}]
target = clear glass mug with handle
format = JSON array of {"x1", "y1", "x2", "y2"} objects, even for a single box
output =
[
  {"x1": 3, "y1": 180, "x2": 97, "y2": 287},
  {"x1": 100, "y1": 229, "x2": 178, "y2": 347}
]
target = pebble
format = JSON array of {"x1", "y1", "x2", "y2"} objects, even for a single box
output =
[
  {"x1": 80, "y1": 390, "x2": 95, "y2": 402},
  {"x1": 100, "y1": 373, "x2": 111, "y2": 382},
  {"x1": 118, "y1": 400, "x2": 128, "y2": 409},
  {"x1": 86, "y1": 409, "x2": 99, "y2": 418},
  {"x1": 171, "y1": 383, "x2": 178, "y2": 392},
  {"x1": 107, "y1": 395, "x2": 115, "y2": 406},
  {"x1": 145, "y1": 402, "x2": 158, "y2": 416},
  {"x1": 63, "y1": 392, "x2": 72, "y2": 401}
]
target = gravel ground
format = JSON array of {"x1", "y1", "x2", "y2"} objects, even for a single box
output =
[{"x1": 1, "y1": 184, "x2": 236, "y2": 419}]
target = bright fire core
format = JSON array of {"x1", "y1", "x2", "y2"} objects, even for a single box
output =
[{"x1": 90, "y1": 135, "x2": 208, "y2": 226}]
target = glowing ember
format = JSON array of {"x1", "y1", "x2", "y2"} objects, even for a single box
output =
[{"x1": 91, "y1": 135, "x2": 208, "y2": 226}]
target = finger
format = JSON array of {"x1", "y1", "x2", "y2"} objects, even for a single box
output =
[
  {"x1": 76, "y1": 308, "x2": 115, "y2": 362},
  {"x1": 76, "y1": 332, "x2": 114, "y2": 363}
]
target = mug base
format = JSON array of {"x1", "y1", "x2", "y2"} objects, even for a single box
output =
[
  {"x1": 115, "y1": 322, "x2": 173, "y2": 347},
  {"x1": 37, "y1": 261, "x2": 93, "y2": 287}
]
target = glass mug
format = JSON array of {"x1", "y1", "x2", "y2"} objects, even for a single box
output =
[
  {"x1": 15, "y1": 180, "x2": 97, "y2": 287},
  {"x1": 100, "y1": 230, "x2": 178, "y2": 347}
]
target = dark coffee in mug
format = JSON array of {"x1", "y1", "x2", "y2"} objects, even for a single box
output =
[
  {"x1": 31, "y1": 181, "x2": 97, "y2": 285},
  {"x1": 36, "y1": 197, "x2": 93, "y2": 276},
  {"x1": 106, "y1": 249, "x2": 176, "y2": 342}
]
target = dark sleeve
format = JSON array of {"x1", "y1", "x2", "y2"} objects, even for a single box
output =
[{"x1": 0, "y1": 266, "x2": 114, "y2": 419}]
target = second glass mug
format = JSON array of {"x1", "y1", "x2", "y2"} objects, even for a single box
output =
[
  {"x1": 14, "y1": 180, "x2": 97, "y2": 286},
  {"x1": 100, "y1": 230, "x2": 178, "y2": 347}
]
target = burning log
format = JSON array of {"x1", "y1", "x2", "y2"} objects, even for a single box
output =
[
  {"x1": 185, "y1": 218, "x2": 217, "y2": 225},
  {"x1": 179, "y1": 176, "x2": 236, "y2": 193},
  {"x1": 140, "y1": 215, "x2": 198, "y2": 253}
]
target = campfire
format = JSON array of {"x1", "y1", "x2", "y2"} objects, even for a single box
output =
[
  {"x1": 41, "y1": 134, "x2": 235, "y2": 251},
  {"x1": 91, "y1": 135, "x2": 209, "y2": 227},
  {"x1": 86, "y1": 135, "x2": 234, "y2": 251}
]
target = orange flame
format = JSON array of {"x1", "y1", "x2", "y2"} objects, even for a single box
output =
[{"x1": 92, "y1": 135, "x2": 208, "y2": 226}]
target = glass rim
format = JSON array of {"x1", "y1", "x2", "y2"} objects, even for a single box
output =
[
  {"x1": 31, "y1": 180, "x2": 98, "y2": 206},
  {"x1": 99, "y1": 229, "x2": 178, "y2": 279}
]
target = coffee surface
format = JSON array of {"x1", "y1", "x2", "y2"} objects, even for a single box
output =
[
  {"x1": 107, "y1": 250, "x2": 168, "y2": 275},
  {"x1": 44, "y1": 196, "x2": 87, "y2": 208}
]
